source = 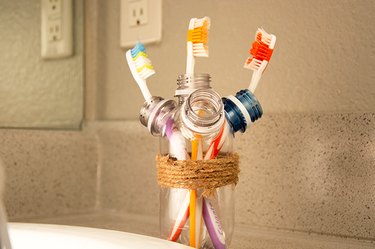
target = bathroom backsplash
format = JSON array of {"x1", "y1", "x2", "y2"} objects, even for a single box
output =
[
  {"x1": 235, "y1": 113, "x2": 375, "y2": 239},
  {"x1": 0, "y1": 129, "x2": 98, "y2": 219},
  {"x1": 2, "y1": 113, "x2": 374, "y2": 241}
]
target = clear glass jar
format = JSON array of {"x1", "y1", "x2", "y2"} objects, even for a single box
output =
[
  {"x1": 158, "y1": 74, "x2": 236, "y2": 249},
  {"x1": 159, "y1": 138, "x2": 235, "y2": 249}
]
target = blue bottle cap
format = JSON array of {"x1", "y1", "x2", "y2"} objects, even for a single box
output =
[{"x1": 223, "y1": 89, "x2": 263, "y2": 133}]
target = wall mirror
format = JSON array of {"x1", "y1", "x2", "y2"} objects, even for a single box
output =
[{"x1": 0, "y1": 0, "x2": 83, "y2": 129}]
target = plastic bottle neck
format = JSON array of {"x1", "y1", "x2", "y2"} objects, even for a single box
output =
[
  {"x1": 181, "y1": 88, "x2": 224, "y2": 139},
  {"x1": 175, "y1": 73, "x2": 212, "y2": 105}
]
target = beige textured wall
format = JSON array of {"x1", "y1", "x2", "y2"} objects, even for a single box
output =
[
  {"x1": 1, "y1": 2, "x2": 374, "y2": 246},
  {"x1": 1, "y1": 128, "x2": 98, "y2": 219},
  {"x1": 0, "y1": 0, "x2": 83, "y2": 129},
  {"x1": 80, "y1": 0, "x2": 375, "y2": 243},
  {"x1": 88, "y1": 0, "x2": 375, "y2": 120}
]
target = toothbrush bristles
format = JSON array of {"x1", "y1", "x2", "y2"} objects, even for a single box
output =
[
  {"x1": 188, "y1": 17, "x2": 210, "y2": 57},
  {"x1": 130, "y1": 43, "x2": 155, "y2": 80},
  {"x1": 244, "y1": 28, "x2": 276, "y2": 69},
  {"x1": 250, "y1": 41, "x2": 273, "y2": 62},
  {"x1": 130, "y1": 43, "x2": 146, "y2": 58}
]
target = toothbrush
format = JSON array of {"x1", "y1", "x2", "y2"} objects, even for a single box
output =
[
  {"x1": 186, "y1": 17, "x2": 210, "y2": 75},
  {"x1": 126, "y1": 45, "x2": 191, "y2": 242},
  {"x1": 126, "y1": 42, "x2": 155, "y2": 101},
  {"x1": 200, "y1": 29, "x2": 276, "y2": 247},
  {"x1": 185, "y1": 16, "x2": 210, "y2": 248},
  {"x1": 165, "y1": 119, "x2": 189, "y2": 161},
  {"x1": 191, "y1": 135, "x2": 203, "y2": 160},
  {"x1": 165, "y1": 119, "x2": 191, "y2": 242},
  {"x1": 204, "y1": 28, "x2": 275, "y2": 160},
  {"x1": 190, "y1": 137, "x2": 203, "y2": 248},
  {"x1": 203, "y1": 198, "x2": 226, "y2": 249},
  {"x1": 204, "y1": 120, "x2": 229, "y2": 160},
  {"x1": 245, "y1": 28, "x2": 276, "y2": 93},
  {"x1": 202, "y1": 128, "x2": 228, "y2": 249},
  {"x1": 168, "y1": 191, "x2": 190, "y2": 241}
]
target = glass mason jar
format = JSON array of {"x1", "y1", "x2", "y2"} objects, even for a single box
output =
[{"x1": 158, "y1": 74, "x2": 237, "y2": 249}]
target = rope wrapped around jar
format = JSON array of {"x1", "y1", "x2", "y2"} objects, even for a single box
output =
[{"x1": 156, "y1": 153, "x2": 240, "y2": 197}]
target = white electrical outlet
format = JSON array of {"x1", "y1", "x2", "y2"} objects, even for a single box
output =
[
  {"x1": 41, "y1": 0, "x2": 73, "y2": 59},
  {"x1": 128, "y1": 0, "x2": 148, "y2": 26},
  {"x1": 47, "y1": 19, "x2": 62, "y2": 41},
  {"x1": 120, "y1": 0, "x2": 162, "y2": 47},
  {"x1": 46, "y1": 0, "x2": 61, "y2": 16}
]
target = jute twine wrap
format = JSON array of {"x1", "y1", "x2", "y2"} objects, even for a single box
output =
[{"x1": 156, "y1": 153, "x2": 240, "y2": 197}]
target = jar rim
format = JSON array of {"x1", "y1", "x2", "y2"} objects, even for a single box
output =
[{"x1": 181, "y1": 88, "x2": 224, "y2": 136}]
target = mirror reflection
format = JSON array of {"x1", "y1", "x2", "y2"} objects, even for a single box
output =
[{"x1": 0, "y1": 0, "x2": 83, "y2": 129}]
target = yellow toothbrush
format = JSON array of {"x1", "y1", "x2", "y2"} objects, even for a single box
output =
[
  {"x1": 185, "y1": 16, "x2": 210, "y2": 248},
  {"x1": 190, "y1": 135, "x2": 203, "y2": 248}
]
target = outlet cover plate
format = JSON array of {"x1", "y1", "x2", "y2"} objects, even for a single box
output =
[
  {"x1": 120, "y1": 0, "x2": 162, "y2": 48},
  {"x1": 41, "y1": 0, "x2": 73, "y2": 59}
]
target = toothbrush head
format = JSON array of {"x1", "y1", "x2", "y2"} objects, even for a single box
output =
[
  {"x1": 126, "y1": 42, "x2": 155, "y2": 100},
  {"x1": 244, "y1": 28, "x2": 276, "y2": 92},
  {"x1": 244, "y1": 28, "x2": 276, "y2": 86},
  {"x1": 187, "y1": 17, "x2": 210, "y2": 57},
  {"x1": 244, "y1": 28, "x2": 276, "y2": 69},
  {"x1": 129, "y1": 42, "x2": 155, "y2": 80}
]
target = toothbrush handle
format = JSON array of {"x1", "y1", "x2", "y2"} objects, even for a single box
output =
[
  {"x1": 190, "y1": 136, "x2": 203, "y2": 248},
  {"x1": 248, "y1": 60, "x2": 268, "y2": 93},
  {"x1": 189, "y1": 189, "x2": 197, "y2": 247},
  {"x1": 186, "y1": 42, "x2": 195, "y2": 75},
  {"x1": 203, "y1": 198, "x2": 226, "y2": 249},
  {"x1": 204, "y1": 121, "x2": 230, "y2": 160},
  {"x1": 168, "y1": 191, "x2": 190, "y2": 241}
]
